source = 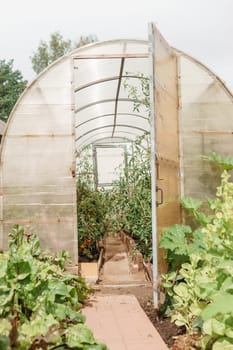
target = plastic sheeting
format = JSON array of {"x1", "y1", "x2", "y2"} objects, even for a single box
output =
[{"x1": 0, "y1": 59, "x2": 78, "y2": 261}]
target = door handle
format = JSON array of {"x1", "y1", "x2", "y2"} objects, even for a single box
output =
[{"x1": 156, "y1": 186, "x2": 163, "y2": 206}]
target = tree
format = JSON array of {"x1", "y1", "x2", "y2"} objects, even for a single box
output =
[
  {"x1": 31, "y1": 32, "x2": 98, "y2": 74},
  {"x1": 0, "y1": 59, "x2": 27, "y2": 122}
]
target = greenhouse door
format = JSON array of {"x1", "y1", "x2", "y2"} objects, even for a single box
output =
[{"x1": 149, "y1": 24, "x2": 181, "y2": 305}]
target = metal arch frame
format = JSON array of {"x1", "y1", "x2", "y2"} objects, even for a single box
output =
[
  {"x1": 74, "y1": 55, "x2": 149, "y2": 141},
  {"x1": 77, "y1": 131, "x2": 141, "y2": 148},
  {"x1": 73, "y1": 53, "x2": 149, "y2": 60},
  {"x1": 74, "y1": 74, "x2": 149, "y2": 93},
  {"x1": 75, "y1": 98, "x2": 146, "y2": 113},
  {"x1": 94, "y1": 136, "x2": 132, "y2": 144},
  {"x1": 75, "y1": 113, "x2": 149, "y2": 129},
  {"x1": 75, "y1": 124, "x2": 148, "y2": 142},
  {"x1": 112, "y1": 58, "x2": 125, "y2": 137}
]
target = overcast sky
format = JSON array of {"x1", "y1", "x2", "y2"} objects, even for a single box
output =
[{"x1": 1, "y1": 0, "x2": 232, "y2": 90}]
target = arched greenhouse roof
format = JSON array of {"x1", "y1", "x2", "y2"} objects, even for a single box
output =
[{"x1": 0, "y1": 35, "x2": 233, "y2": 264}]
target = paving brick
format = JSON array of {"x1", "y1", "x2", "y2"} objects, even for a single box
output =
[{"x1": 83, "y1": 294, "x2": 168, "y2": 350}]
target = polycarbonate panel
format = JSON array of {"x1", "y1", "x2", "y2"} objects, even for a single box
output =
[
  {"x1": 0, "y1": 58, "x2": 78, "y2": 262},
  {"x1": 0, "y1": 39, "x2": 149, "y2": 262},
  {"x1": 74, "y1": 50, "x2": 149, "y2": 147},
  {"x1": 76, "y1": 116, "x2": 114, "y2": 140},
  {"x1": 77, "y1": 124, "x2": 143, "y2": 147},
  {"x1": 76, "y1": 101, "x2": 115, "y2": 124},
  {"x1": 75, "y1": 80, "x2": 118, "y2": 110},
  {"x1": 113, "y1": 125, "x2": 145, "y2": 134},
  {"x1": 116, "y1": 114, "x2": 149, "y2": 131},
  {"x1": 123, "y1": 57, "x2": 148, "y2": 75},
  {"x1": 77, "y1": 130, "x2": 136, "y2": 148},
  {"x1": 74, "y1": 58, "x2": 121, "y2": 88},
  {"x1": 150, "y1": 25, "x2": 181, "y2": 275},
  {"x1": 117, "y1": 100, "x2": 148, "y2": 115},
  {"x1": 7, "y1": 105, "x2": 73, "y2": 135},
  {"x1": 179, "y1": 54, "x2": 233, "y2": 199}
]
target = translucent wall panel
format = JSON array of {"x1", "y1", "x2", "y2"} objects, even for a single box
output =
[
  {"x1": 179, "y1": 54, "x2": 233, "y2": 199},
  {"x1": 74, "y1": 59, "x2": 121, "y2": 88},
  {"x1": 0, "y1": 58, "x2": 78, "y2": 262},
  {"x1": 150, "y1": 25, "x2": 181, "y2": 275}
]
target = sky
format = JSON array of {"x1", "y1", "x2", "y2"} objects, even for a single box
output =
[{"x1": 1, "y1": 0, "x2": 233, "y2": 91}]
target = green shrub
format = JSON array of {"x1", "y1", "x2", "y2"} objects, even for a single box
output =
[
  {"x1": 160, "y1": 155, "x2": 233, "y2": 349},
  {"x1": 0, "y1": 225, "x2": 108, "y2": 350}
]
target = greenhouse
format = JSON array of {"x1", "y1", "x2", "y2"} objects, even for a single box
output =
[{"x1": 0, "y1": 22, "x2": 233, "y2": 303}]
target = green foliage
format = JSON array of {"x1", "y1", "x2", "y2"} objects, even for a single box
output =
[
  {"x1": 76, "y1": 73, "x2": 151, "y2": 260},
  {"x1": 203, "y1": 152, "x2": 233, "y2": 171},
  {"x1": 31, "y1": 32, "x2": 97, "y2": 74},
  {"x1": 77, "y1": 181, "x2": 108, "y2": 260},
  {"x1": 160, "y1": 162, "x2": 233, "y2": 349},
  {"x1": 95, "y1": 74, "x2": 152, "y2": 259},
  {"x1": 123, "y1": 72, "x2": 150, "y2": 115},
  {"x1": 0, "y1": 59, "x2": 27, "y2": 121},
  {"x1": 109, "y1": 133, "x2": 152, "y2": 259},
  {"x1": 0, "y1": 225, "x2": 108, "y2": 349},
  {"x1": 76, "y1": 146, "x2": 109, "y2": 260}
]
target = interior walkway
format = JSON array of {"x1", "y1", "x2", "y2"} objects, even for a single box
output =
[{"x1": 82, "y1": 234, "x2": 168, "y2": 350}]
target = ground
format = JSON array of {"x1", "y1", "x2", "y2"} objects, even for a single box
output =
[
  {"x1": 94, "y1": 284, "x2": 186, "y2": 349},
  {"x1": 86, "y1": 233, "x2": 200, "y2": 349}
]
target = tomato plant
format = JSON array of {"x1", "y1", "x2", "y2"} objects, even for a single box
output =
[
  {"x1": 76, "y1": 73, "x2": 152, "y2": 260},
  {"x1": 108, "y1": 132, "x2": 152, "y2": 259},
  {"x1": 76, "y1": 147, "x2": 111, "y2": 261}
]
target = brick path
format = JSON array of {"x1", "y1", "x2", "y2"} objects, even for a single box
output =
[
  {"x1": 82, "y1": 235, "x2": 168, "y2": 350},
  {"x1": 83, "y1": 294, "x2": 168, "y2": 350}
]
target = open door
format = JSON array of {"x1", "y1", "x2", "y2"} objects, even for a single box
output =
[{"x1": 149, "y1": 23, "x2": 181, "y2": 305}]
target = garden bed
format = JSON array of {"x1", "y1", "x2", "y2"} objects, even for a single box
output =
[
  {"x1": 119, "y1": 229, "x2": 154, "y2": 280},
  {"x1": 78, "y1": 247, "x2": 104, "y2": 283}
]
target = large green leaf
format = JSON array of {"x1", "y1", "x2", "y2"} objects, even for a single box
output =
[
  {"x1": 19, "y1": 314, "x2": 58, "y2": 338},
  {"x1": 48, "y1": 280, "x2": 70, "y2": 297},
  {"x1": 66, "y1": 324, "x2": 96, "y2": 347},
  {"x1": 202, "y1": 293, "x2": 233, "y2": 320},
  {"x1": 212, "y1": 337, "x2": 233, "y2": 350},
  {"x1": 180, "y1": 196, "x2": 202, "y2": 211},
  {"x1": 203, "y1": 318, "x2": 226, "y2": 336},
  {"x1": 160, "y1": 225, "x2": 191, "y2": 255},
  {"x1": 205, "y1": 152, "x2": 233, "y2": 171}
]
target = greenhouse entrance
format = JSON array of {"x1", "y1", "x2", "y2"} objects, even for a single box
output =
[
  {"x1": 74, "y1": 25, "x2": 181, "y2": 306},
  {"x1": 74, "y1": 52, "x2": 154, "y2": 277}
]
